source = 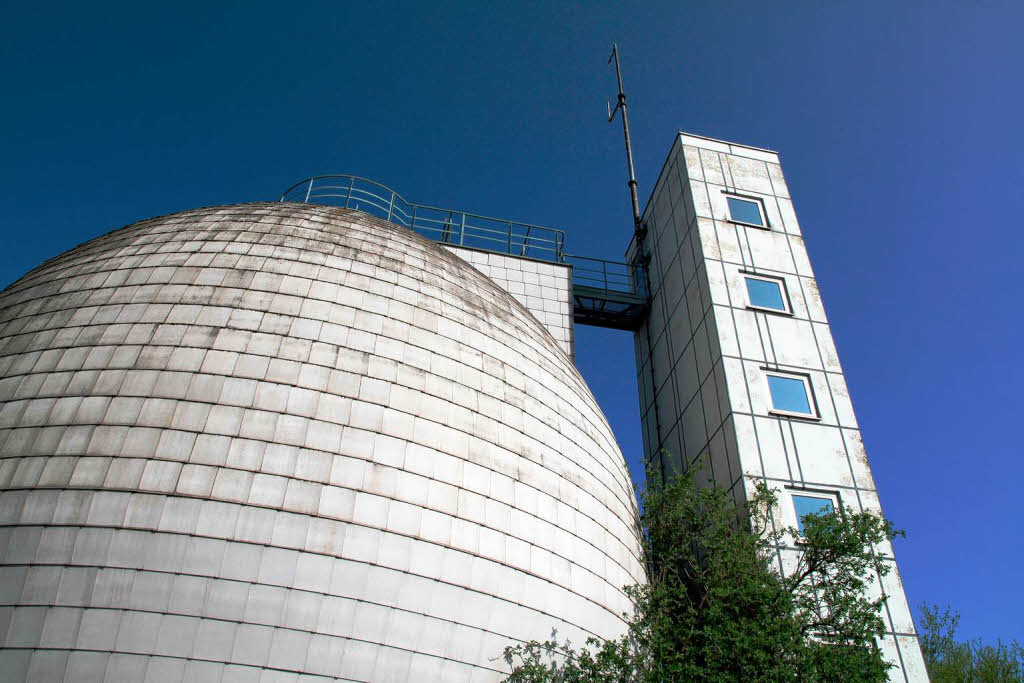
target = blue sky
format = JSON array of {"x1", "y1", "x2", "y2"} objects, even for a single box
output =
[{"x1": 3, "y1": 1, "x2": 1021, "y2": 644}]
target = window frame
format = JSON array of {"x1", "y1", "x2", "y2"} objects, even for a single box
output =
[
  {"x1": 741, "y1": 271, "x2": 792, "y2": 315},
  {"x1": 764, "y1": 369, "x2": 819, "y2": 419},
  {"x1": 724, "y1": 192, "x2": 770, "y2": 229},
  {"x1": 788, "y1": 489, "x2": 840, "y2": 539}
]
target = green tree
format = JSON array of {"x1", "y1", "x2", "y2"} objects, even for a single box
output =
[
  {"x1": 918, "y1": 603, "x2": 1023, "y2": 682},
  {"x1": 502, "y1": 461, "x2": 902, "y2": 682}
]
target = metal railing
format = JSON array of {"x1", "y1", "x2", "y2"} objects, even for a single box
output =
[
  {"x1": 279, "y1": 174, "x2": 650, "y2": 328},
  {"x1": 566, "y1": 254, "x2": 648, "y2": 300},
  {"x1": 281, "y1": 175, "x2": 566, "y2": 263}
]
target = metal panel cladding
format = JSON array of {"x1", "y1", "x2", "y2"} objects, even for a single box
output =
[{"x1": 0, "y1": 204, "x2": 644, "y2": 681}]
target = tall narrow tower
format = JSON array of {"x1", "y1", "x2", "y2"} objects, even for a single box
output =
[{"x1": 630, "y1": 132, "x2": 926, "y2": 679}]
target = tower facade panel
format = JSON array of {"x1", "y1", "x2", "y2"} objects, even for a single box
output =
[
  {"x1": 0, "y1": 204, "x2": 643, "y2": 681},
  {"x1": 633, "y1": 133, "x2": 926, "y2": 680}
]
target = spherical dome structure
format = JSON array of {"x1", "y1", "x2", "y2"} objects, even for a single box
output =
[{"x1": 0, "y1": 203, "x2": 643, "y2": 681}]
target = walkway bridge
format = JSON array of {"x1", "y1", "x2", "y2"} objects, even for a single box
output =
[{"x1": 280, "y1": 175, "x2": 649, "y2": 331}]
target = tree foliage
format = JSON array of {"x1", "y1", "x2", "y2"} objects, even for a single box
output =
[
  {"x1": 502, "y1": 462, "x2": 901, "y2": 682},
  {"x1": 918, "y1": 603, "x2": 1023, "y2": 682}
]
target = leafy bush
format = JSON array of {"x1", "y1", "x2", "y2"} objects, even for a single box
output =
[
  {"x1": 502, "y1": 461, "x2": 901, "y2": 682},
  {"x1": 919, "y1": 603, "x2": 1023, "y2": 682}
]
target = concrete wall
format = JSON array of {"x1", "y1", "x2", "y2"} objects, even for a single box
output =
[
  {"x1": 0, "y1": 204, "x2": 643, "y2": 681},
  {"x1": 634, "y1": 132, "x2": 926, "y2": 680}
]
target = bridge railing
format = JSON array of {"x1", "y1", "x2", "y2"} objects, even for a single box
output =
[
  {"x1": 566, "y1": 254, "x2": 648, "y2": 300},
  {"x1": 281, "y1": 175, "x2": 566, "y2": 263}
]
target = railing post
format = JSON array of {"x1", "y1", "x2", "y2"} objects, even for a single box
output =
[
  {"x1": 387, "y1": 193, "x2": 395, "y2": 223},
  {"x1": 459, "y1": 214, "x2": 466, "y2": 246},
  {"x1": 603, "y1": 260, "x2": 608, "y2": 293},
  {"x1": 345, "y1": 177, "x2": 354, "y2": 209},
  {"x1": 304, "y1": 179, "x2": 313, "y2": 203}
]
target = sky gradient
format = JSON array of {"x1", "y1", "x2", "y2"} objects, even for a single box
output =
[{"x1": 3, "y1": 1, "x2": 1021, "y2": 644}]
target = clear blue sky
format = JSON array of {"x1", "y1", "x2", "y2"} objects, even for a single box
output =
[{"x1": 3, "y1": 1, "x2": 1021, "y2": 644}]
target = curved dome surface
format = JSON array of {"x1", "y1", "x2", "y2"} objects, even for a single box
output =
[{"x1": 0, "y1": 203, "x2": 643, "y2": 681}]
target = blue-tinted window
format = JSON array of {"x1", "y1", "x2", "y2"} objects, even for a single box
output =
[
  {"x1": 727, "y1": 196, "x2": 765, "y2": 226},
  {"x1": 745, "y1": 277, "x2": 787, "y2": 312},
  {"x1": 793, "y1": 495, "x2": 835, "y2": 536},
  {"x1": 767, "y1": 374, "x2": 814, "y2": 415}
]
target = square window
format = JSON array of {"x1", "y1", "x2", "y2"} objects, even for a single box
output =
[
  {"x1": 792, "y1": 493, "x2": 836, "y2": 536},
  {"x1": 744, "y1": 275, "x2": 789, "y2": 313},
  {"x1": 726, "y1": 195, "x2": 767, "y2": 227},
  {"x1": 765, "y1": 372, "x2": 817, "y2": 418}
]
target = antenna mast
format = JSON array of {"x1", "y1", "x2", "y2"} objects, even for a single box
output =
[{"x1": 607, "y1": 43, "x2": 643, "y2": 239}]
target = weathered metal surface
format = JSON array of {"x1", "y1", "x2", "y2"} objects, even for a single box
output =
[{"x1": 0, "y1": 203, "x2": 644, "y2": 681}]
